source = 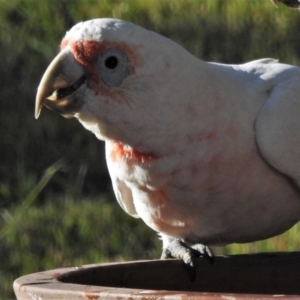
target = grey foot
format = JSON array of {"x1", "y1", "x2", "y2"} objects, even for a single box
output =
[{"x1": 161, "y1": 239, "x2": 214, "y2": 281}]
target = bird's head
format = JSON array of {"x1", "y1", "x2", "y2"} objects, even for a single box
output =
[{"x1": 36, "y1": 18, "x2": 203, "y2": 153}]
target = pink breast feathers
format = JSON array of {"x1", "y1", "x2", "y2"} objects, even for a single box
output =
[{"x1": 110, "y1": 142, "x2": 156, "y2": 164}]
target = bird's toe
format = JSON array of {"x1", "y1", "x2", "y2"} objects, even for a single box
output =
[
  {"x1": 191, "y1": 243, "x2": 215, "y2": 264},
  {"x1": 160, "y1": 239, "x2": 214, "y2": 281}
]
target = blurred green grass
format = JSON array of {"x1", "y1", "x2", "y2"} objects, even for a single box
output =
[{"x1": 1, "y1": 0, "x2": 300, "y2": 299}]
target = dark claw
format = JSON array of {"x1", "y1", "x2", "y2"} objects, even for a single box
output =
[
  {"x1": 191, "y1": 244, "x2": 215, "y2": 264},
  {"x1": 160, "y1": 239, "x2": 214, "y2": 281}
]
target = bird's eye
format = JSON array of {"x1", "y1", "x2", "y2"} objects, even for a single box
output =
[
  {"x1": 105, "y1": 56, "x2": 119, "y2": 69},
  {"x1": 98, "y1": 48, "x2": 129, "y2": 87}
]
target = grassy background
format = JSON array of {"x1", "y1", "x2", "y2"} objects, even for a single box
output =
[{"x1": 1, "y1": 0, "x2": 300, "y2": 299}]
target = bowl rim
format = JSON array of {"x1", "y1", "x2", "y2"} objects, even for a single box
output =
[{"x1": 13, "y1": 253, "x2": 300, "y2": 300}]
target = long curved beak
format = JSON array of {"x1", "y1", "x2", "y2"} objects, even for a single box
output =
[{"x1": 35, "y1": 47, "x2": 85, "y2": 119}]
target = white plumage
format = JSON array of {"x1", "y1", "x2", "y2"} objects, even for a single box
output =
[{"x1": 36, "y1": 18, "x2": 300, "y2": 263}]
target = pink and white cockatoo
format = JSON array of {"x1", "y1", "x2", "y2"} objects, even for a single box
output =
[{"x1": 36, "y1": 18, "x2": 300, "y2": 274}]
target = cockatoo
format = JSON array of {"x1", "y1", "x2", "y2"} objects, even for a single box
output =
[{"x1": 36, "y1": 18, "x2": 300, "y2": 274}]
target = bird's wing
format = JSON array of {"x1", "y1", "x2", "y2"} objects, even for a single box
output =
[
  {"x1": 255, "y1": 62, "x2": 300, "y2": 187},
  {"x1": 110, "y1": 175, "x2": 139, "y2": 218},
  {"x1": 105, "y1": 143, "x2": 139, "y2": 218}
]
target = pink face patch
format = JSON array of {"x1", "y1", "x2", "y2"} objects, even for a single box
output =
[
  {"x1": 60, "y1": 38, "x2": 139, "y2": 88},
  {"x1": 61, "y1": 39, "x2": 107, "y2": 65},
  {"x1": 60, "y1": 38, "x2": 141, "y2": 98}
]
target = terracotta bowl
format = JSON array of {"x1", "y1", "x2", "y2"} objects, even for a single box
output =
[{"x1": 13, "y1": 252, "x2": 300, "y2": 299}]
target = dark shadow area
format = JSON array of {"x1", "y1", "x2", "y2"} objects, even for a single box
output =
[{"x1": 59, "y1": 252, "x2": 300, "y2": 295}]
